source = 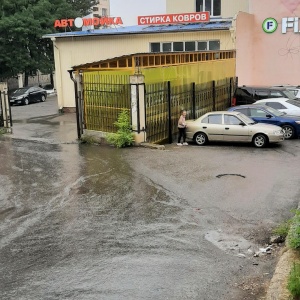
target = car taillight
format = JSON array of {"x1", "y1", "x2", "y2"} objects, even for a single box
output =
[{"x1": 231, "y1": 97, "x2": 236, "y2": 106}]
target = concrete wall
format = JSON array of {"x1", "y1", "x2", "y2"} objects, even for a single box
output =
[
  {"x1": 235, "y1": 12, "x2": 254, "y2": 84},
  {"x1": 166, "y1": 0, "x2": 249, "y2": 17},
  {"x1": 52, "y1": 30, "x2": 234, "y2": 109},
  {"x1": 236, "y1": 0, "x2": 300, "y2": 86}
]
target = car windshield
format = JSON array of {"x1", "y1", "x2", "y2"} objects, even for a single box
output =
[
  {"x1": 287, "y1": 99, "x2": 300, "y2": 108},
  {"x1": 282, "y1": 90, "x2": 298, "y2": 100},
  {"x1": 261, "y1": 105, "x2": 285, "y2": 116},
  {"x1": 13, "y1": 88, "x2": 28, "y2": 95},
  {"x1": 237, "y1": 113, "x2": 256, "y2": 124}
]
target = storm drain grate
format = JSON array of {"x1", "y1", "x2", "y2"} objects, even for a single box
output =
[{"x1": 216, "y1": 174, "x2": 246, "y2": 179}]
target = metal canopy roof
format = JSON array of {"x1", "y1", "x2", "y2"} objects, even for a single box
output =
[{"x1": 43, "y1": 20, "x2": 232, "y2": 39}]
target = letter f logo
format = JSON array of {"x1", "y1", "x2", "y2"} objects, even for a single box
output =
[{"x1": 262, "y1": 18, "x2": 278, "y2": 33}]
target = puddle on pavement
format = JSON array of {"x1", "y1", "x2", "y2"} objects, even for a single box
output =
[{"x1": 205, "y1": 230, "x2": 254, "y2": 257}]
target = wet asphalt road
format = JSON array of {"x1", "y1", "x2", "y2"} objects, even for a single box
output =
[{"x1": 1, "y1": 97, "x2": 300, "y2": 300}]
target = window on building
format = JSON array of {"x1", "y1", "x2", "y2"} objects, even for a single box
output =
[
  {"x1": 102, "y1": 8, "x2": 107, "y2": 16},
  {"x1": 93, "y1": 6, "x2": 99, "y2": 11},
  {"x1": 150, "y1": 40, "x2": 220, "y2": 53},
  {"x1": 198, "y1": 41, "x2": 208, "y2": 51},
  {"x1": 209, "y1": 40, "x2": 220, "y2": 50},
  {"x1": 196, "y1": 0, "x2": 221, "y2": 17},
  {"x1": 162, "y1": 43, "x2": 172, "y2": 52},
  {"x1": 150, "y1": 43, "x2": 161, "y2": 52},
  {"x1": 173, "y1": 42, "x2": 184, "y2": 51},
  {"x1": 185, "y1": 41, "x2": 196, "y2": 51}
]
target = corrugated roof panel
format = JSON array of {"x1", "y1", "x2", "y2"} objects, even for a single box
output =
[{"x1": 43, "y1": 21, "x2": 232, "y2": 39}]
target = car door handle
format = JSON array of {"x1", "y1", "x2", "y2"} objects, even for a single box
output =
[
  {"x1": 202, "y1": 126, "x2": 207, "y2": 129},
  {"x1": 225, "y1": 127, "x2": 230, "y2": 130}
]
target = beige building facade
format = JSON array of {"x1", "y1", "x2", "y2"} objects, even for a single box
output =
[
  {"x1": 92, "y1": 0, "x2": 110, "y2": 17},
  {"x1": 236, "y1": 0, "x2": 300, "y2": 86},
  {"x1": 46, "y1": 0, "x2": 250, "y2": 110},
  {"x1": 166, "y1": 0, "x2": 249, "y2": 18}
]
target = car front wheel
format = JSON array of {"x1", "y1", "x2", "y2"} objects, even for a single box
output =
[
  {"x1": 23, "y1": 98, "x2": 29, "y2": 105},
  {"x1": 41, "y1": 95, "x2": 46, "y2": 102},
  {"x1": 282, "y1": 125, "x2": 294, "y2": 139},
  {"x1": 253, "y1": 134, "x2": 267, "y2": 148},
  {"x1": 194, "y1": 132, "x2": 208, "y2": 146}
]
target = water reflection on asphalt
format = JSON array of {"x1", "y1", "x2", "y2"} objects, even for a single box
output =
[{"x1": 0, "y1": 139, "x2": 284, "y2": 300}]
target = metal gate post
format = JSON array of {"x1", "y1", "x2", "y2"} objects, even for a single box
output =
[
  {"x1": 212, "y1": 80, "x2": 216, "y2": 111},
  {"x1": 229, "y1": 77, "x2": 233, "y2": 107},
  {"x1": 68, "y1": 70, "x2": 81, "y2": 139},
  {"x1": 192, "y1": 82, "x2": 196, "y2": 119},
  {"x1": 167, "y1": 81, "x2": 172, "y2": 144},
  {"x1": 130, "y1": 74, "x2": 146, "y2": 144},
  {"x1": 77, "y1": 71, "x2": 84, "y2": 135}
]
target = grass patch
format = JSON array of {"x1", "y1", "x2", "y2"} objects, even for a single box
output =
[
  {"x1": 288, "y1": 262, "x2": 300, "y2": 299},
  {"x1": 273, "y1": 219, "x2": 292, "y2": 238},
  {"x1": 288, "y1": 210, "x2": 300, "y2": 250},
  {"x1": 0, "y1": 127, "x2": 7, "y2": 134}
]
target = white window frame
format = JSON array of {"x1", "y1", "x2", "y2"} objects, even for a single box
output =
[
  {"x1": 196, "y1": 0, "x2": 221, "y2": 17},
  {"x1": 149, "y1": 40, "x2": 220, "y2": 53}
]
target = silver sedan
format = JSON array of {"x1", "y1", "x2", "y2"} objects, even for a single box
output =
[{"x1": 185, "y1": 111, "x2": 284, "y2": 148}]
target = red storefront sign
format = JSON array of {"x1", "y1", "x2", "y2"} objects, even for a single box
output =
[
  {"x1": 138, "y1": 12, "x2": 209, "y2": 25},
  {"x1": 54, "y1": 17, "x2": 123, "y2": 28}
]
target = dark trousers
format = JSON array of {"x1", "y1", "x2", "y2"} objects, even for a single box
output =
[{"x1": 178, "y1": 127, "x2": 186, "y2": 143}]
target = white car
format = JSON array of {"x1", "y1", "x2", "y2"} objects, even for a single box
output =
[
  {"x1": 42, "y1": 84, "x2": 56, "y2": 95},
  {"x1": 273, "y1": 85, "x2": 300, "y2": 98},
  {"x1": 255, "y1": 98, "x2": 300, "y2": 116},
  {"x1": 185, "y1": 111, "x2": 284, "y2": 148}
]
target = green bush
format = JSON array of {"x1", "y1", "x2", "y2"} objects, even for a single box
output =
[
  {"x1": 288, "y1": 262, "x2": 300, "y2": 298},
  {"x1": 106, "y1": 110, "x2": 134, "y2": 148},
  {"x1": 288, "y1": 210, "x2": 300, "y2": 250},
  {"x1": 273, "y1": 219, "x2": 292, "y2": 238}
]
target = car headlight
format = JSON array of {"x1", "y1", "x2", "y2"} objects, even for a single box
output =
[
  {"x1": 16, "y1": 96, "x2": 23, "y2": 100},
  {"x1": 273, "y1": 130, "x2": 283, "y2": 135},
  {"x1": 295, "y1": 121, "x2": 300, "y2": 125}
]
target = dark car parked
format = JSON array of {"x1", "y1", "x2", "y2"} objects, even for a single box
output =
[
  {"x1": 228, "y1": 104, "x2": 300, "y2": 139},
  {"x1": 232, "y1": 86, "x2": 297, "y2": 106},
  {"x1": 9, "y1": 86, "x2": 47, "y2": 105}
]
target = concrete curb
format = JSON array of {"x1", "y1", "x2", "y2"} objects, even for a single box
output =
[
  {"x1": 137, "y1": 142, "x2": 165, "y2": 150},
  {"x1": 265, "y1": 247, "x2": 299, "y2": 300},
  {"x1": 266, "y1": 204, "x2": 300, "y2": 299}
]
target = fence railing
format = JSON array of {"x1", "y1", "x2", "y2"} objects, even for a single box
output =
[
  {"x1": 82, "y1": 73, "x2": 131, "y2": 132},
  {"x1": 145, "y1": 77, "x2": 235, "y2": 144}
]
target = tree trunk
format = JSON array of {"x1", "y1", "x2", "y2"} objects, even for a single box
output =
[{"x1": 24, "y1": 72, "x2": 29, "y2": 87}]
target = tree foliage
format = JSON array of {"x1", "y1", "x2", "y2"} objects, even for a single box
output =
[{"x1": 0, "y1": 0, "x2": 98, "y2": 80}]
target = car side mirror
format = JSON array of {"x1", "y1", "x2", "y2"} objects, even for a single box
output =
[
  {"x1": 239, "y1": 122, "x2": 246, "y2": 126},
  {"x1": 266, "y1": 114, "x2": 272, "y2": 118}
]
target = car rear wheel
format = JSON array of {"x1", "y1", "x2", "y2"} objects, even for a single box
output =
[
  {"x1": 41, "y1": 95, "x2": 46, "y2": 102},
  {"x1": 253, "y1": 134, "x2": 267, "y2": 148},
  {"x1": 282, "y1": 125, "x2": 294, "y2": 139},
  {"x1": 23, "y1": 98, "x2": 29, "y2": 105},
  {"x1": 194, "y1": 132, "x2": 208, "y2": 146}
]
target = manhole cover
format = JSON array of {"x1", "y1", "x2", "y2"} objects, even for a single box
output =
[{"x1": 216, "y1": 174, "x2": 246, "y2": 179}]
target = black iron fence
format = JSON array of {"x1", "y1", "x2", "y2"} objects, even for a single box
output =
[
  {"x1": 82, "y1": 73, "x2": 131, "y2": 132},
  {"x1": 145, "y1": 77, "x2": 236, "y2": 144},
  {"x1": 0, "y1": 93, "x2": 3, "y2": 127}
]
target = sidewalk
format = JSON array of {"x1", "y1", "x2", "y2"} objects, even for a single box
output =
[{"x1": 10, "y1": 112, "x2": 78, "y2": 144}]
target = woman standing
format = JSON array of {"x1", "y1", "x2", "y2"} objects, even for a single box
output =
[{"x1": 177, "y1": 110, "x2": 188, "y2": 146}]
